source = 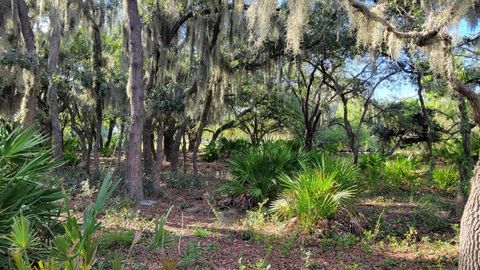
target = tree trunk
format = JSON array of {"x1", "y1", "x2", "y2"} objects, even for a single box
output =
[
  {"x1": 164, "y1": 126, "x2": 174, "y2": 161},
  {"x1": 105, "y1": 117, "x2": 116, "y2": 149},
  {"x1": 416, "y1": 73, "x2": 435, "y2": 176},
  {"x1": 68, "y1": 107, "x2": 88, "y2": 164},
  {"x1": 192, "y1": 88, "x2": 213, "y2": 175},
  {"x1": 152, "y1": 122, "x2": 164, "y2": 194},
  {"x1": 17, "y1": 0, "x2": 38, "y2": 126},
  {"x1": 124, "y1": 0, "x2": 145, "y2": 201},
  {"x1": 188, "y1": 132, "x2": 196, "y2": 152},
  {"x1": 352, "y1": 137, "x2": 360, "y2": 165},
  {"x1": 457, "y1": 95, "x2": 473, "y2": 214},
  {"x1": 457, "y1": 160, "x2": 468, "y2": 217},
  {"x1": 47, "y1": 6, "x2": 62, "y2": 158},
  {"x1": 182, "y1": 132, "x2": 187, "y2": 173},
  {"x1": 171, "y1": 120, "x2": 186, "y2": 173},
  {"x1": 115, "y1": 119, "x2": 126, "y2": 169},
  {"x1": 143, "y1": 117, "x2": 154, "y2": 173},
  {"x1": 459, "y1": 95, "x2": 474, "y2": 175},
  {"x1": 304, "y1": 126, "x2": 314, "y2": 151},
  {"x1": 460, "y1": 157, "x2": 480, "y2": 269},
  {"x1": 86, "y1": 133, "x2": 93, "y2": 174},
  {"x1": 341, "y1": 95, "x2": 358, "y2": 164},
  {"x1": 92, "y1": 34, "x2": 103, "y2": 177}
]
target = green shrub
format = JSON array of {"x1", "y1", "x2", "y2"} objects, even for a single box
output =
[
  {"x1": 219, "y1": 141, "x2": 307, "y2": 208},
  {"x1": 271, "y1": 165, "x2": 357, "y2": 231},
  {"x1": 100, "y1": 146, "x2": 114, "y2": 157},
  {"x1": 432, "y1": 165, "x2": 459, "y2": 192},
  {"x1": 7, "y1": 173, "x2": 120, "y2": 269},
  {"x1": 358, "y1": 153, "x2": 385, "y2": 190},
  {"x1": 218, "y1": 138, "x2": 250, "y2": 157},
  {"x1": 202, "y1": 143, "x2": 219, "y2": 162},
  {"x1": 384, "y1": 156, "x2": 421, "y2": 191},
  {"x1": 202, "y1": 138, "x2": 250, "y2": 162},
  {"x1": 0, "y1": 126, "x2": 64, "y2": 266},
  {"x1": 98, "y1": 229, "x2": 135, "y2": 248},
  {"x1": 63, "y1": 137, "x2": 81, "y2": 165},
  {"x1": 275, "y1": 139, "x2": 304, "y2": 152},
  {"x1": 307, "y1": 154, "x2": 361, "y2": 190}
]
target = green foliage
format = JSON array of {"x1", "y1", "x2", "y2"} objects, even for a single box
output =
[
  {"x1": 218, "y1": 138, "x2": 250, "y2": 158},
  {"x1": 318, "y1": 127, "x2": 348, "y2": 152},
  {"x1": 306, "y1": 153, "x2": 361, "y2": 190},
  {"x1": 202, "y1": 138, "x2": 250, "y2": 162},
  {"x1": 193, "y1": 228, "x2": 211, "y2": 238},
  {"x1": 8, "y1": 215, "x2": 40, "y2": 270},
  {"x1": 178, "y1": 242, "x2": 201, "y2": 269},
  {"x1": 98, "y1": 229, "x2": 135, "y2": 249},
  {"x1": 202, "y1": 143, "x2": 220, "y2": 162},
  {"x1": 63, "y1": 137, "x2": 81, "y2": 165},
  {"x1": 271, "y1": 161, "x2": 358, "y2": 231},
  {"x1": 358, "y1": 153, "x2": 386, "y2": 190},
  {"x1": 220, "y1": 141, "x2": 308, "y2": 208},
  {"x1": 0, "y1": 126, "x2": 64, "y2": 266},
  {"x1": 0, "y1": 49, "x2": 37, "y2": 70},
  {"x1": 432, "y1": 165, "x2": 459, "y2": 192},
  {"x1": 150, "y1": 206, "x2": 174, "y2": 249},
  {"x1": 50, "y1": 173, "x2": 119, "y2": 268},
  {"x1": 373, "y1": 100, "x2": 441, "y2": 149},
  {"x1": 5, "y1": 173, "x2": 119, "y2": 269},
  {"x1": 384, "y1": 156, "x2": 421, "y2": 191}
]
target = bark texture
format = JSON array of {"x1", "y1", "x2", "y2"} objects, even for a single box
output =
[
  {"x1": 152, "y1": 122, "x2": 164, "y2": 194},
  {"x1": 47, "y1": 6, "x2": 63, "y2": 158},
  {"x1": 17, "y1": 0, "x2": 38, "y2": 126},
  {"x1": 124, "y1": 0, "x2": 145, "y2": 201},
  {"x1": 460, "y1": 158, "x2": 480, "y2": 269}
]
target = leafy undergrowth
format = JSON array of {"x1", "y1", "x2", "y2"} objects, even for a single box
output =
[{"x1": 63, "y1": 159, "x2": 460, "y2": 270}]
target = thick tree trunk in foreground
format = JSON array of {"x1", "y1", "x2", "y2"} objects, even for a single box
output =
[
  {"x1": 47, "y1": 6, "x2": 62, "y2": 158},
  {"x1": 457, "y1": 82, "x2": 480, "y2": 268},
  {"x1": 124, "y1": 0, "x2": 145, "y2": 201},
  {"x1": 455, "y1": 79, "x2": 480, "y2": 270},
  {"x1": 460, "y1": 157, "x2": 480, "y2": 269}
]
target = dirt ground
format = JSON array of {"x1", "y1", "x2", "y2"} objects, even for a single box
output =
[{"x1": 68, "y1": 158, "x2": 458, "y2": 270}]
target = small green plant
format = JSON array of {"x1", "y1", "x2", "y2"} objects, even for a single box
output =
[
  {"x1": 358, "y1": 153, "x2": 385, "y2": 191},
  {"x1": 7, "y1": 215, "x2": 40, "y2": 268},
  {"x1": 280, "y1": 234, "x2": 296, "y2": 255},
  {"x1": 193, "y1": 228, "x2": 211, "y2": 238},
  {"x1": 270, "y1": 166, "x2": 357, "y2": 231},
  {"x1": 150, "y1": 206, "x2": 175, "y2": 249},
  {"x1": 432, "y1": 165, "x2": 459, "y2": 192},
  {"x1": 7, "y1": 172, "x2": 120, "y2": 269},
  {"x1": 238, "y1": 257, "x2": 271, "y2": 270},
  {"x1": 220, "y1": 141, "x2": 307, "y2": 208},
  {"x1": 202, "y1": 143, "x2": 220, "y2": 162},
  {"x1": 98, "y1": 229, "x2": 135, "y2": 249},
  {"x1": 63, "y1": 137, "x2": 82, "y2": 165},
  {"x1": 384, "y1": 155, "x2": 421, "y2": 191},
  {"x1": 178, "y1": 242, "x2": 201, "y2": 269}
]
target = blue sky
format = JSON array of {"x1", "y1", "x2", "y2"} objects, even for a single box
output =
[{"x1": 373, "y1": 19, "x2": 480, "y2": 100}]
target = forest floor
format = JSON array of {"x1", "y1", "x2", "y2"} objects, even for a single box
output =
[{"x1": 65, "y1": 158, "x2": 459, "y2": 270}]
